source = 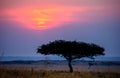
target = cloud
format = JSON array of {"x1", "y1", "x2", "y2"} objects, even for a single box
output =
[
  {"x1": 0, "y1": 5, "x2": 88, "y2": 30},
  {"x1": 0, "y1": 0, "x2": 119, "y2": 30}
]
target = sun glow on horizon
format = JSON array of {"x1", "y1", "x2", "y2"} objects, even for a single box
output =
[
  {"x1": 1, "y1": 6, "x2": 80, "y2": 30},
  {"x1": 0, "y1": 5, "x2": 111, "y2": 30}
]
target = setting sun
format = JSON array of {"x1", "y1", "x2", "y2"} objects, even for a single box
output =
[
  {"x1": 32, "y1": 10, "x2": 51, "y2": 29},
  {"x1": 1, "y1": 5, "x2": 109, "y2": 30},
  {"x1": 1, "y1": 6, "x2": 79, "y2": 30}
]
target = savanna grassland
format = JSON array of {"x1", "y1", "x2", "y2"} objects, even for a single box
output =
[
  {"x1": 0, "y1": 67, "x2": 120, "y2": 78},
  {"x1": 0, "y1": 60, "x2": 120, "y2": 78}
]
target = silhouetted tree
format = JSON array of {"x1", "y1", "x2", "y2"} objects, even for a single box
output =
[{"x1": 37, "y1": 40, "x2": 105, "y2": 73}]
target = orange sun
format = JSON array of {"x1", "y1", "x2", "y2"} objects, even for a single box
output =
[{"x1": 32, "y1": 10, "x2": 51, "y2": 29}]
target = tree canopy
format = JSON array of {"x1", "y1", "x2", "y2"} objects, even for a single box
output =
[{"x1": 37, "y1": 40, "x2": 105, "y2": 72}]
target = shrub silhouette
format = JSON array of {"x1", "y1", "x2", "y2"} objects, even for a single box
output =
[{"x1": 37, "y1": 40, "x2": 105, "y2": 73}]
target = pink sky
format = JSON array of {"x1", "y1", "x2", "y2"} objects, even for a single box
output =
[
  {"x1": 1, "y1": 0, "x2": 119, "y2": 30},
  {"x1": 0, "y1": 0, "x2": 120, "y2": 56}
]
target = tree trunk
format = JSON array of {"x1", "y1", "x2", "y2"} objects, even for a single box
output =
[{"x1": 68, "y1": 59, "x2": 73, "y2": 73}]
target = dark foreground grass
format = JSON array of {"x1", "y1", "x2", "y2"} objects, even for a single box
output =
[{"x1": 0, "y1": 68, "x2": 120, "y2": 78}]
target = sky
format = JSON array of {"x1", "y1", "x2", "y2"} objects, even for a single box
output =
[{"x1": 0, "y1": 0, "x2": 120, "y2": 57}]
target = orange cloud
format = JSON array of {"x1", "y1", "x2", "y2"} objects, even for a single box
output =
[
  {"x1": 0, "y1": 5, "x2": 115, "y2": 30},
  {"x1": 1, "y1": 5, "x2": 82, "y2": 30}
]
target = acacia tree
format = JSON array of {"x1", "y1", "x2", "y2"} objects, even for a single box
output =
[{"x1": 37, "y1": 40, "x2": 105, "y2": 73}]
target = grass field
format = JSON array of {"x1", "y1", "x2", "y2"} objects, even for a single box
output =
[
  {"x1": 0, "y1": 68, "x2": 120, "y2": 78},
  {"x1": 0, "y1": 60, "x2": 120, "y2": 78}
]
